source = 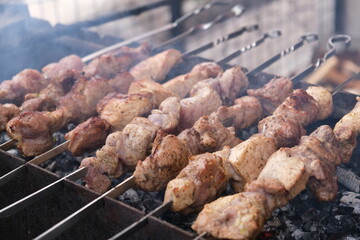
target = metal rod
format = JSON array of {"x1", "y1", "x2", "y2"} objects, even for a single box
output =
[
  {"x1": 108, "y1": 200, "x2": 173, "y2": 240},
  {"x1": 246, "y1": 33, "x2": 319, "y2": 77},
  {"x1": 154, "y1": 4, "x2": 245, "y2": 51},
  {"x1": 291, "y1": 35, "x2": 351, "y2": 85},
  {"x1": 193, "y1": 231, "x2": 208, "y2": 240},
  {"x1": 34, "y1": 175, "x2": 135, "y2": 240},
  {"x1": 0, "y1": 167, "x2": 87, "y2": 218},
  {"x1": 331, "y1": 72, "x2": 360, "y2": 96},
  {"x1": 216, "y1": 29, "x2": 281, "y2": 65},
  {"x1": 81, "y1": 0, "x2": 237, "y2": 62},
  {"x1": 0, "y1": 139, "x2": 16, "y2": 151}
]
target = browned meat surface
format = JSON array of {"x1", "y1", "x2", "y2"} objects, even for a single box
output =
[
  {"x1": 129, "y1": 49, "x2": 182, "y2": 82},
  {"x1": 81, "y1": 157, "x2": 113, "y2": 194},
  {"x1": 65, "y1": 117, "x2": 111, "y2": 155},
  {"x1": 83, "y1": 42, "x2": 150, "y2": 78},
  {"x1": 334, "y1": 98, "x2": 360, "y2": 163},
  {"x1": 213, "y1": 96, "x2": 263, "y2": 130},
  {"x1": 148, "y1": 97, "x2": 180, "y2": 133},
  {"x1": 247, "y1": 77, "x2": 293, "y2": 115},
  {"x1": 190, "y1": 66, "x2": 248, "y2": 103},
  {"x1": 273, "y1": 89, "x2": 319, "y2": 126},
  {"x1": 21, "y1": 69, "x2": 81, "y2": 112},
  {"x1": 163, "y1": 62, "x2": 222, "y2": 98},
  {"x1": 42, "y1": 54, "x2": 83, "y2": 80},
  {"x1": 306, "y1": 86, "x2": 333, "y2": 120},
  {"x1": 258, "y1": 115, "x2": 306, "y2": 148},
  {"x1": 133, "y1": 130, "x2": 191, "y2": 192},
  {"x1": 179, "y1": 86, "x2": 222, "y2": 130},
  {"x1": 107, "y1": 72, "x2": 135, "y2": 93},
  {"x1": 0, "y1": 104, "x2": 20, "y2": 131},
  {"x1": 127, "y1": 79, "x2": 175, "y2": 107},
  {"x1": 164, "y1": 147, "x2": 231, "y2": 215},
  {"x1": 7, "y1": 76, "x2": 114, "y2": 156},
  {"x1": 0, "y1": 69, "x2": 47, "y2": 104},
  {"x1": 97, "y1": 91, "x2": 154, "y2": 131}
]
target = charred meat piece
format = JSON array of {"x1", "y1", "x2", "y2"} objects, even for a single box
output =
[
  {"x1": 81, "y1": 157, "x2": 113, "y2": 194},
  {"x1": 133, "y1": 130, "x2": 191, "y2": 192},
  {"x1": 7, "y1": 77, "x2": 114, "y2": 156},
  {"x1": 0, "y1": 69, "x2": 47, "y2": 104},
  {"x1": 129, "y1": 49, "x2": 182, "y2": 82},
  {"x1": 165, "y1": 147, "x2": 231, "y2": 215},
  {"x1": 83, "y1": 42, "x2": 150, "y2": 79},
  {"x1": 163, "y1": 62, "x2": 222, "y2": 98},
  {"x1": 0, "y1": 104, "x2": 20, "y2": 131},
  {"x1": 65, "y1": 117, "x2": 111, "y2": 156},
  {"x1": 247, "y1": 77, "x2": 293, "y2": 115}
]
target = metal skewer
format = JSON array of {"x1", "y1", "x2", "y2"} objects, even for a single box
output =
[
  {"x1": 31, "y1": 32, "x2": 319, "y2": 240},
  {"x1": 0, "y1": 25, "x2": 262, "y2": 183}
]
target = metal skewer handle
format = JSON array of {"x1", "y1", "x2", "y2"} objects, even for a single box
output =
[{"x1": 81, "y1": 0, "x2": 238, "y2": 62}]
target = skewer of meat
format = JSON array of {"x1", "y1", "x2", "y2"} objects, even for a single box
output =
[
  {"x1": 192, "y1": 94, "x2": 360, "y2": 240},
  {"x1": 0, "y1": 3, "x2": 242, "y2": 149},
  {"x1": 106, "y1": 35, "x2": 352, "y2": 239},
  {"x1": 0, "y1": 42, "x2": 151, "y2": 132},
  {"x1": 5, "y1": 33, "x2": 321, "y2": 240}
]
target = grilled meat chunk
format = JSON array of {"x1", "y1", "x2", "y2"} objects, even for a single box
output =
[
  {"x1": 81, "y1": 157, "x2": 113, "y2": 194},
  {"x1": 97, "y1": 91, "x2": 154, "y2": 131},
  {"x1": 163, "y1": 62, "x2": 222, "y2": 98},
  {"x1": 0, "y1": 104, "x2": 20, "y2": 131},
  {"x1": 165, "y1": 147, "x2": 231, "y2": 215},
  {"x1": 306, "y1": 86, "x2": 333, "y2": 120},
  {"x1": 65, "y1": 117, "x2": 111, "y2": 155},
  {"x1": 0, "y1": 69, "x2": 47, "y2": 104},
  {"x1": 334, "y1": 98, "x2": 360, "y2": 163},
  {"x1": 7, "y1": 77, "x2": 113, "y2": 156},
  {"x1": 107, "y1": 72, "x2": 135, "y2": 93},
  {"x1": 129, "y1": 49, "x2": 182, "y2": 82},
  {"x1": 214, "y1": 96, "x2": 263, "y2": 130},
  {"x1": 190, "y1": 66, "x2": 248, "y2": 103},
  {"x1": 247, "y1": 77, "x2": 293, "y2": 115},
  {"x1": 148, "y1": 97, "x2": 180, "y2": 133},
  {"x1": 42, "y1": 54, "x2": 83, "y2": 80},
  {"x1": 83, "y1": 42, "x2": 150, "y2": 78},
  {"x1": 133, "y1": 130, "x2": 191, "y2": 192}
]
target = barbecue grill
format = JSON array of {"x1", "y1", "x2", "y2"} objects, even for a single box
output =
[{"x1": 1, "y1": 1, "x2": 360, "y2": 240}]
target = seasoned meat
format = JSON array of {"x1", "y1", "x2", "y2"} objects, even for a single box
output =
[
  {"x1": 0, "y1": 104, "x2": 20, "y2": 131},
  {"x1": 273, "y1": 89, "x2": 319, "y2": 127},
  {"x1": 190, "y1": 66, "x2": 248, "y2": 103},
  {"x1": 334, "y1": 98, "x2": 360, "y2": 163},
  {"x1": 127, "y1": 79, "x2": 176, "y2": 107},
  {"x1": 42, "y1": 54, "x2": 83, "y2": 80},
  {"x1": 164, "y1": 147, "x2": 231, "y2": 214},
  {"x1": 133, "y1": 130, "x2": 191, "y2": 192},
  {"x1": 228, "y1": 134, "x2": 277, "y2": 192},
  {"x1": 0, "y1": 69, "x2": 47, "y2": 104},
  {"x1": 148, "y1": 97, "x2": 180, "y2": 132},
  {"x1": 107, "y1": 72, "x2": 135, "y2": 93},
  {"x1": 258, "y1": 115, "x2": 306, "y2": 148},
  {"x1": 83, "y1": 42, "x2": 150, "y2": 78},
  {"x1": 213, "y1": 96, "x2": 263, "y2": 130},
  {"x1": 96, "y1": 117, "x2": 160, "y2": 173},
  {"x1": 247, "y1": 77, "x2": 293, "y2": 115},
  {"x1": 306, "y1": 86, "x2": 333, "y2": 120},
  {"x1": 80, "y1": 157, "x2": 113, "y2": 194},
  {"x1": 129, "y1": 49, "x2": 182, "y2": 82},
  {"x1": 163, "y1": 62, "x2": 222, "y2": 98},
  {"x1": 97, "y1": 91, "x2": 154, "y2": 131},
  {"x1": 179, "y1": 86, "x2": 222, "y2": 130},
  {"x1": 65, "y1": 117, "x2": 111, "y2": 155}
]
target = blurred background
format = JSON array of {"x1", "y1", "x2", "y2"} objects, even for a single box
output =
[{"x1": 1, "y1": 0, "x2": 359, "y2": 94}]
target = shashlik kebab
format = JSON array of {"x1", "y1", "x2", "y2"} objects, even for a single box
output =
[
  {"x1": 192, "y1": 96, "x2": 360, "y2": 240},
  {"x1": 0, "y1": 3, "x2": 243, "y2": 148},
  {"x1": 0, "y1": 43, "x2": 150, "y2": 131},
  {"x1": 14, "y1": 34, "x2": 321, "y2": 240},
  {"x1": 105, "y1": 36, "x2": 352, "y2": 240},
  {"x1": 1, "y1": 24, "x2": 259, "y2": 159}
]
